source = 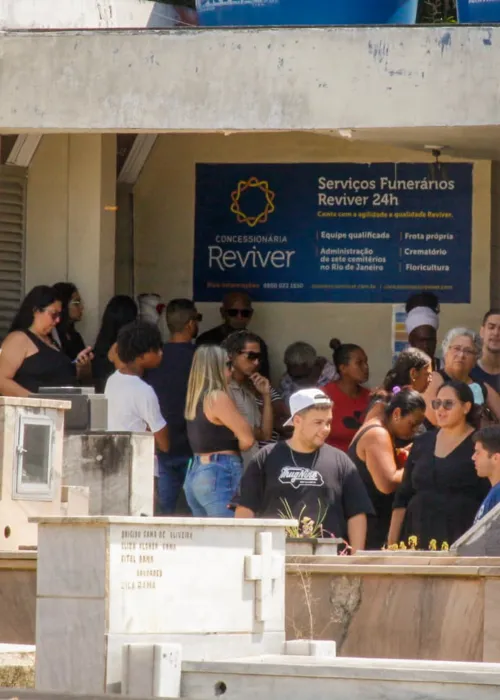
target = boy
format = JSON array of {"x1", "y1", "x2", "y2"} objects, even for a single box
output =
[
  {"x1": 105, "y1": 320, "x2": 169, "y2": 453},
  {"x1": 473, "y1": 426, "x2": 500, "y2": 522}
]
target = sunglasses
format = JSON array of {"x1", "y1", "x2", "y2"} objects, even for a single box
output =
[
  {"x1": 192, "y1": 313, "x2": 203, "y2": 322},
  {"x1": 431, "y1": 399, "x2": 458, "y2": 411},
  {"x1": 69, "y1": 299, "x2": 83, "y2": 307},
  {"x1": 44, "y1": 309, "x2": 61, "y2": 321},
  {"x1": 240, "y1": 351, "x2": 261, "y2": 362},
  {"x1": 226, "y1": 309, "x2": 253, "y2": 318},
  {"x1": 225, "y1": 360, "x2": 233, "y2": 369}
]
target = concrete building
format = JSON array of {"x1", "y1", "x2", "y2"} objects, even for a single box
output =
[{"x1": 0, "y1": 2, "x2": 499, "y2": 382}]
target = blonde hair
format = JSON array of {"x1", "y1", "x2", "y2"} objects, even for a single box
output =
[{"x1": 185, "y1": 345, "x2": 229, "y2": 421}]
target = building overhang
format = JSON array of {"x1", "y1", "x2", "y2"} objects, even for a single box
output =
[{"x1": 0, "y1": 25, "x2": 499, "y2": 133}]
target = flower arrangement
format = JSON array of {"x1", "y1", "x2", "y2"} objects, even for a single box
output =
[
  {"x1": 387, "y1": 536, "x2": 449, "y2": 551},
  {"x1": 278, "y1": 498, "x2": 351, "y2": 554}
]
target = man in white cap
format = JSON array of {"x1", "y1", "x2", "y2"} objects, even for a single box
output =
[
  {"x1": 405, "y1": 292, "x2": 440, "y2": 369},
  {"x1": 235, "y1": 388, "x2": 373, "y2": 552}
]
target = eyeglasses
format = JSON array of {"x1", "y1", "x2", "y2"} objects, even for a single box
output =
[
  {"x1": 43, "y1": 308, "x2": 61, "y2": 321},
  {"x1": 240, "y1": 351, "x2": 261, "y2": 362},
  {"x1": 225, "y1": 360, "x2": 233, "y2": 369},
  {"x1": 431, "y1": 399, "x2": 458, "y2": 410},
  {"x1": 449, "y1": 345, "x2": 476, "y2": 357},
  {"x1": 226, "y1": 309, "x2": 253, "y2": 319}
]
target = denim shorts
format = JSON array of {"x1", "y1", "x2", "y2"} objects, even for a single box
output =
[{"x1": 183, "y1": 454, "x2": 243, "y2": 518}]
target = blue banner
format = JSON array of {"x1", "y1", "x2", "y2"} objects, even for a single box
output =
[
  {"x1": 194, "y1": 163, "x2": 473, "y2": 304},
  {"x1": 196, "y1": 0, "x2": 418, "y2": 26},
  {"x1": 457, "y1": 0, "x2": 500, "y2": 22}
]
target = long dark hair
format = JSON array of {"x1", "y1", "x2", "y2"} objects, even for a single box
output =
[
  {"x1": 437, "y1": 380, "x2": 481, "y2": 429},
  {"x1": 53, "y1": 282, "x2": 78, "y2": 348},
  {"x1": 93, "y1": 295, "x2": 138, "y2": 356},
  {"x1": 383, "y1": 348, "x2": 431, "y2": 392},
  {"x1": 384, "y1": 387, "x2": 426, "y2": 420},
  {"x1": 9, "y1": 285, "x2": 60, "y2": 333}
]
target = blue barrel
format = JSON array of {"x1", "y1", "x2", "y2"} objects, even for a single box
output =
[
  {"x1": 456, "y1": 0, "x2": 500, "y2": 22},
  {"x1": 196, "y1": 0, "x2": 419, "y2": 27}
]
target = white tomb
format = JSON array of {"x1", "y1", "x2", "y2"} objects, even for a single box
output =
[
  {"x1": 33, "y1": 516, "x2": 294, "y2": 694},
  {"x1": 0, "y1": 397, "x2": 89, "y2": 553}
]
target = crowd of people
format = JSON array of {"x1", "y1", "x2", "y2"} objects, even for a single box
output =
[{"x1": 2, "y1": 284, "x2": 500, "y2": 552}]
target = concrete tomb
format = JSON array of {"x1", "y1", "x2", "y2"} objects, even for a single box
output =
[{"x1": 452, "y1": 502, "x2": 500, "y2": 557}]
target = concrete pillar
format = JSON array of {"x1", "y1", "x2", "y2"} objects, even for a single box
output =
[
  {"x1": 115, "y1": 183, "x2": 135, "y2": 297},
  {"x1": 26, "y1": 134, "x2": 117, "y2": 343}
]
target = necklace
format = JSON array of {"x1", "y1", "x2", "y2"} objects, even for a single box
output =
[{"x1": 288, "y1": 443, "x2": 319, "y2": 472}]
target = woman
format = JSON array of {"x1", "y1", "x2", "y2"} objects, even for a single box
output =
[
  {"x1": 184, "y1": 345, "x2": 255, "y2": 517},
  {"x1": 383, "y1": 347, "x2": 433, "y2": 395},
  {"x1": 423, "y1": 327, "x2": 500, "y2": 427},
  {"x1": 279, "y1": 341, "x2": 338, "y2": 406},
  {"x1": 0, "y1": 286, "x2": 92, "y2": 396},
  {"x1": 323, "y1": 339, "x2": 370, "y2": 452},
  {"x1": 52, "y1": 282, "x2": 86, "y2": 360},
  {"x1": 92, "y1": 295, "x2": 138, "y2": 392},
  {"x1": 347, "y1": 388, "x2": 426, "y2": 549},
  {"x1": 389, "y1": 381, "x2": 490, "y2": 548},
  {"x1": 405, "y1": 291, "x2": 441, "y2": 370}
]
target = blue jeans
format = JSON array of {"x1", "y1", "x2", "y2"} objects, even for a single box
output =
[
  {"x1": 184, "y1": 454, "x2": 243, "y2": 517},
  {"x1": 157, "y1": 454, "x2": 190, "y2": 515}
]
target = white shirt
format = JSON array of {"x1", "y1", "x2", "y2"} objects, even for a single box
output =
[{"x1": 105, "y1": 371, "x2": 166, "y2": 434}]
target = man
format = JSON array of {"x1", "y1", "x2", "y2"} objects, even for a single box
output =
[
  {"x1": 197, "y1": 291, "x2": 270, "y2": 377},
  {"x1": 105, "y1": 320, "x2": 169, "y2": 453},
  {"x1": 473, "y1": 426, "x2": 500, "y2": 522},
  {"x1": 471, "y1": 309, "x2": 500, "y2": 393},
  {"x1": 405, "y1": 292, "x2": 441, "y2": 369},
  {"x1": 222, "y1": 330, "x2": 274, "y2": 468},
  {"x1": 235, "y1": 388, "x2": 374, "y2": 552},
  {"x1": 145, "y1": 299, "x2": 200, "y2": 514}
]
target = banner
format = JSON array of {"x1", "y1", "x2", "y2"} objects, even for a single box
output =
[
  {"x1": 457, "y1": 0, "x2": 500, "y2": 22},
  {"x1": 193, "y1": 163, "x2": 473, "y2": 304},
  {"x1": 196, "y1": 0, "x2": 418, "y2": 26}
]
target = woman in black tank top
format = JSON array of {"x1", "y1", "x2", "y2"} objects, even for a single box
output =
[
  {"x1": 0, "y1": 286, "x2": 92, "y2": 396},
  {"x1": 348, "y1": 388, "x2": 426, "y2": 549},
  {"x1": 184, "y1": 345, "x2": 255, "y2": 517}
]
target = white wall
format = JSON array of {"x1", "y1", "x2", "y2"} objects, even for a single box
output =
[{"x1": 133, "y1": 132, "x2": 491, "y2": 385}]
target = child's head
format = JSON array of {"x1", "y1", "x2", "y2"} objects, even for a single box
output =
[{"x1": 116, "y1": 320, "x2": 163, "y2": 371}]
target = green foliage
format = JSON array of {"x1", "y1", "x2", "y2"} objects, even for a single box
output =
[{"x1": 418, "y1": 0, "x2": 457, "y2": 23}]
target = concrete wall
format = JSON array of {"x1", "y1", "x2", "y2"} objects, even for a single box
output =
[
  {"x1": 133, "y1": 133, "x2": 491, "y2": 385},
  {"x1": 1, "y1": 26, "x2": 500, "y2": 131},
  {"x1": 26, "y1": 134, "x2": 117, "y2": 343}
]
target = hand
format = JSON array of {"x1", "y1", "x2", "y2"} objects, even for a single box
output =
[
  {"x1": 395, "y1": 447, "x2": 410, "y2": 469},
  {"x1": 250, "y1": 373, "x2": 271, "y2": 396},
  {"x1": 75, "y1": 346, "x2": 94, "y2": 366}
]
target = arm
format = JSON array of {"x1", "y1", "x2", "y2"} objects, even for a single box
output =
[
  {"x1": 234, "y1": 450, "x2": 265, "y2": 517},
  {"x1": 208, "y1": 392, "x2": 256, "y2": 452},
  {"x1": 141, "y1": 385, "x2": 169, "y2": 453},
  {"x1": 387, "y1": 441, "x2": 418, "y2": 545},
  {"x1": 153, "y1": 425, "x2": 170, "y2": 453},
  {"x1": 235, "y1": 505, "x2": 255, "y2": 518},
  {"x1": 422, "y1": 371, "x2": 443, "y2": 427},
  {"x1": 388, "y1": 509, "x2": 406, "y2": 546},
  {"x1": 75, "y1": 346, "x2": 94, "y2": 383},
  {"x1": 347, "y1": 514, "x2": 367, "y2": 553},
  {"x1": 272, "y1": 397, "x2": 290, "y2": 436},
  {"x1": 251, "y1": 374, "x2": 273, "y2": 441},
  {"x1": 0, "y1": 333, "x2": 31, "y2": 397},
  {"x1": 485, "y1": 383, "x2": 500, "y2": 421},
  {"x1": 361, "y1": 427, "x2": 403, "y2": 494}
]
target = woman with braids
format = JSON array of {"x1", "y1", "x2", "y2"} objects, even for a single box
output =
[
  {"x1": 323, "y1": 339, "x2": 370, "y2": 453},
  {"x1": 389, "y1": 381, "x2": 490, "y2": 548},
  {"x1": 348, "y1": 388, "x2": 426, "y2": 549}
]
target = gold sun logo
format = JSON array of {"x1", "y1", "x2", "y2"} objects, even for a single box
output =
[{"x1": 230, "y1": 177, "x2": 276, "y2": 228}]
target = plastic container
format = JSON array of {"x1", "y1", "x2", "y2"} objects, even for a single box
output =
[
  {"x1": 196, "y1": 0, "x2": 419, "y2": 27},
  {"x1": 456, "y1": 0, "x2": 500, "y2": 22}
]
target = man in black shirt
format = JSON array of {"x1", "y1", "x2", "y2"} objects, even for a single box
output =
[
  {"x1": 235, "y1": 388, "x2": 374, "y2": 551},
  {"x1": 196, "y1": 291, "x2": 270, "y2": 378},
  {"x1": 146, "y1": 299, "x2": 200, "y2": 514}
]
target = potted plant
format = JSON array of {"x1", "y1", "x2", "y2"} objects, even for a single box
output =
[{"x1": 279, "y1": 499, "x2": 345, "y2": 555}]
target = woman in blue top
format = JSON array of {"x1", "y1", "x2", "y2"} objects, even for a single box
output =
[{"x1": 423, "y1": 327, "x2": 500, "y2": 427}]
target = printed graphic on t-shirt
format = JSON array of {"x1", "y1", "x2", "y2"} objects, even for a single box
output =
[
  {"x1": 278, "y1": 466, "x2": 325, "y2": 490},
  {"x1": 342, "y1": 411, "x2": 364, "y2": 431}
]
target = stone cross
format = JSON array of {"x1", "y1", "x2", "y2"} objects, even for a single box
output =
[{"x1": 244, "y1": 531, "x2": 283, "y2": 622}]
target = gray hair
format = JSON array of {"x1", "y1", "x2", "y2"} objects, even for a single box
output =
[
  {"x1": 284, "y1": 341, "x2": 317, "y2": 368},
  {"x1": 442, "y1": 327, "x2": 482, "y2": 356}
]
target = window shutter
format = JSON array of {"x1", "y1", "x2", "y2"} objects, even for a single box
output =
[{"x1": 0, "y1": 166, "x2": 26, "y2": 341}]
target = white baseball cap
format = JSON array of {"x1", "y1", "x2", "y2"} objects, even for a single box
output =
[{"x1": 284, "y1": 388, "x2": 333, "y2": 427}]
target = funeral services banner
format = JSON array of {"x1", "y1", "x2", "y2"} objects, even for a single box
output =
[{"x1": 193, "y1": 163, "x2": 473, "y2": 304}]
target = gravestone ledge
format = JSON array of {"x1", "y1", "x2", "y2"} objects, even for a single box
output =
[{"x1": 451, "y1": 501, "x2": 500, "y2": 556}]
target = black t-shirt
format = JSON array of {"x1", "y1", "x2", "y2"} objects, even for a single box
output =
[
  {"x1": 238, "y1": 441, "x2": 374, "y2": 541},
  {"x1": 145, "y1": 342, "x2": 196, "y2": 458}
]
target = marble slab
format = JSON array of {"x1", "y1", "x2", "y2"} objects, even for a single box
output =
[
  {"x1": 35, "y1": 516, "x2": 295, "y2": 694},
  {"x1": 452, "y1": 502, "x2": 500, "y2": 556}
]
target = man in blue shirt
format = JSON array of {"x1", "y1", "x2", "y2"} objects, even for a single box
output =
[
  {"x1": 473, "y1": 426, "x2": 500, "y2": 523},
  {"x1": 146, "y1": 299, "x2": 199, "y2": 514}
]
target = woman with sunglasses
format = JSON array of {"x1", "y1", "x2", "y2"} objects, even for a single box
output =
[
  {"x1": 52, "y1": 282, "x2": 86, "y2": 361},
  {"x1": 0, "y1": 286, "x2": 92, "y2": 397},
  {"x1": 184, "y1": 344, "x2": 255, "y2": 517},
  {"x1": 389, "y1": 381, "x2": 490, "y2": 549},
  {"x1": 423, "y1": 327, "x2": 500, "y2": 427}
]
